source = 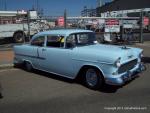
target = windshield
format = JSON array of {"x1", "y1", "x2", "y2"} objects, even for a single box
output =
[{"x1": 67, "y1": 32, "x2": 96, "y2": 47}]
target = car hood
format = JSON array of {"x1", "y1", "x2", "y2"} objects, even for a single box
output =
[{"x1": 73, "y1": 44, "x2": 142, "y2": 64}]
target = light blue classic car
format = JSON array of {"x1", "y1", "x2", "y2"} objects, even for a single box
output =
[{"x1": 14, "y1": 29, "x2": 145, "y2": 89}]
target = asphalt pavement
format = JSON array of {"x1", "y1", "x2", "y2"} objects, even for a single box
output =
[{"x1": 0, "y1": 65, "x2": 150, "y2": 113}]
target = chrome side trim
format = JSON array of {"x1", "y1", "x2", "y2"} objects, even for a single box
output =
[
  {"x1": 72, "y1": 58, "x2": 113, "y2": 65},
  {"x1": 16, "y1": 53, "x2": 46, "y2": 60}
]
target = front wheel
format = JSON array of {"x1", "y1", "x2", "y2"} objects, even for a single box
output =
[{"x1": 85, "y1": 68, "x2": 104, "y2": 90}]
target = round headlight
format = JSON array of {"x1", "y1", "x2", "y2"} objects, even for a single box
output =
[
  {"x1": 116, "y1": 61, "x2": 121, "y2": 67},
  {"x1": 114, "y1": 57, "x2": 121, "y2": 68},
  {"x1": 139, "y1": 51, "x2": 144, "y2": 58}
]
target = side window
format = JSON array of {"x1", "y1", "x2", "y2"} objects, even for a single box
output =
[
  {"x1": 77, "y1": 34, "x2": 88, "y2": 44},
  {"x1": 46, "y1": 35, "x2": 64, "y2": 48},
  {"x1": 66, "y1": 34, "x2": 76, "y2": 48},
  {"x1": 31, "y1": 36, "x2": 45, "y2": 47}
]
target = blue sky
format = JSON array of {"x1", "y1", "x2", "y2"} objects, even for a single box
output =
[{"x1": 0, "y1": 0, "x2": 111, "y2": 16}]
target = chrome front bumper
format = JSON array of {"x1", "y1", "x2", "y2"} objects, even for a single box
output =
[{"x1": 105, "y1": 63, "x2": 146, "y2": 86}]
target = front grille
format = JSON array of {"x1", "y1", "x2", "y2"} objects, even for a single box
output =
[{"x1": 118, "y1": 59, "x2": 138, "y2": 74}]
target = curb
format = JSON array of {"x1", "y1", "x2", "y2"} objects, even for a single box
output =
[{"x1": 0, "y1": 64, "x2": 14, "y2": 70}]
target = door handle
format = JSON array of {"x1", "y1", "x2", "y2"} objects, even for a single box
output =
[{"x1": 42, "y1": 48, "x2": 46, "y2": 51}]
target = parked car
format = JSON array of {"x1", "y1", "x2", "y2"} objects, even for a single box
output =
[{"x1": 13, "y1": 29, "x2": 145, "y2": 89}]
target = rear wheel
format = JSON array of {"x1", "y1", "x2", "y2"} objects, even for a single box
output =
[
  {"x1": 13, "y1": 32, "x2": 25, "y2": 43},
  {"x1": 25, "y1": 61, "x2": 33, "y2": 72},
  {"x1": 85, "y1": 68, "x2": 104, "y2": 90}
]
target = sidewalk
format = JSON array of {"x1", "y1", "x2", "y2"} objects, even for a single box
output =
[{"x1": 0, "y1": 50, "x2": 14, "y2": 69}]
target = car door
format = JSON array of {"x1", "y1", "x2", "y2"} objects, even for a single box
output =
[
  {"x1": 38, "y1": 35, "x2": 75, "y2": 78},
  {"x1": 30, "y1": 35, "x2": 46, "y2": 69}
]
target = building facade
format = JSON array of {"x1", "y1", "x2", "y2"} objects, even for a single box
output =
[
  {"x1": 81, "y1": 6, "x2": 96, "y2": 17},
  {"x1": 97, "y1": 0, "x2": 150, "y2": 17}
]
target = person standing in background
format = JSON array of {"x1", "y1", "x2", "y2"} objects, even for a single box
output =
[{"x1": 125, "y1": 28, "x2": 133, "y2": 43}]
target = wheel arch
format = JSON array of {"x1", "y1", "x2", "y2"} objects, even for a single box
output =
[
  {"x1": 22, "y1": 59, "x2": 34, "y2": 68},
  {"x1": 76, "y1": 64, "x2": 105, "y2": 81}
]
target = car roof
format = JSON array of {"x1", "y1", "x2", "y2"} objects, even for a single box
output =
[{"x1": 33, "y1": 29, "x2": 93, "y2": 38}]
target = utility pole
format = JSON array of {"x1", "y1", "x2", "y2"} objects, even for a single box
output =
[
  {"x1": 64, "y1": 9, "x2": 67, "y2": 29},
  {"x1": 140, "y1": 9, "x2": 144, "y2": 43},
  {"x1": 36, "y1": 0, "x2": 39, "y2": 11},
  {"x1": 148, "y1": 13, "x2": 150, "y2": 31},
  {"x1": 36, "y1": 0, "x2": 40, "y2": 16},
  {"x1": 27, "y1": 11, "x2": 31, "y2": 41},
  {"x1": 4, "y1": 0, "x2": 7, "y2": 11},
  {"x1": 97, "y1": 0, "x2": 102, "y2": 7}
]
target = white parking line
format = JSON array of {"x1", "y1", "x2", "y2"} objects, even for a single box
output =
[{"x1": 0, "y1": 68, "x2": 19, "y2": 73}]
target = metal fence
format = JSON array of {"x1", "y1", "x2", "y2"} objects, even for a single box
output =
[{"x1": 0, "y1": 10, "x2": 149, "y2": 44}]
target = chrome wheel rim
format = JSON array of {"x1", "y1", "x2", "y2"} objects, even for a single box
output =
[{"x1": 86, "y1": 69, "x2": 98, "y2": 87}]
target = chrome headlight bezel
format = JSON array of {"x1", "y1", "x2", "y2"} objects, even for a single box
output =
[
  {"x1": 139, "y1": 51, "x2": 144, "y2": 58},
  {"x1": 114, "y1": 57, "x2": 121, "y2": 68}
]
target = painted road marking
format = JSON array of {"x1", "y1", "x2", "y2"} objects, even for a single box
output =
[{"x1": 0, "y1": 68, "x2": 19, "y2": 73}]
